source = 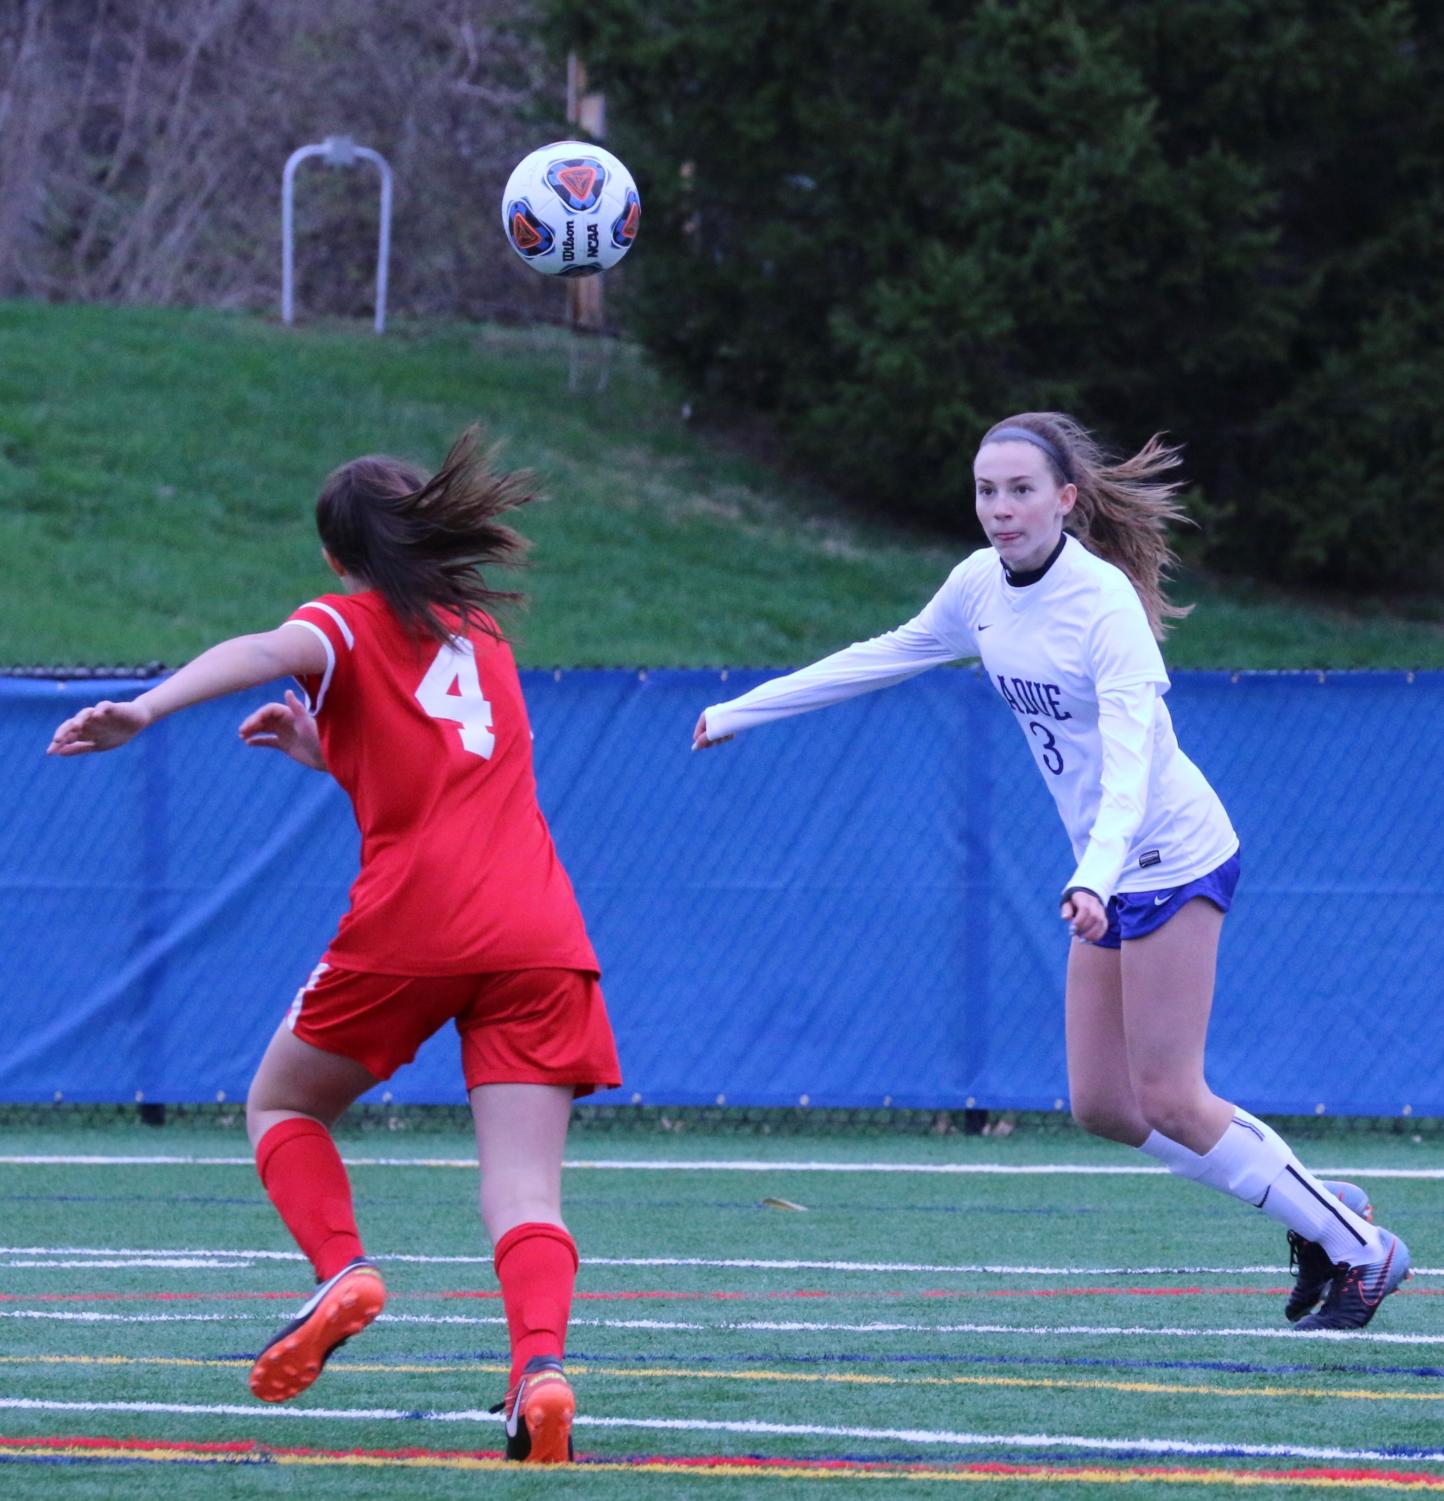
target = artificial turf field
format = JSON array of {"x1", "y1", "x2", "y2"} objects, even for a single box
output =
[{"x1": 1, "y1": 1125, "x2": 1442, "y2": 1499}]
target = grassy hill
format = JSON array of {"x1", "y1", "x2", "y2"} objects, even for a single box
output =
[{"x1": 2, "y1": 300, "x2": 1441, "y2": 670}]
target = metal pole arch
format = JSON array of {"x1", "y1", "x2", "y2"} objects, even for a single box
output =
[
  {"x1": 280, "y1": 137, "x2": 393, "y2": 334},
  {"x1": 280, "y1": 144, "x2": 325, "y2": 328},
  {"x1": 352, "y1": 146, "x2": 392, "y2": 336}
]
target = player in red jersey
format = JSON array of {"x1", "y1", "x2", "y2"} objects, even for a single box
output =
[{"x1": 47, "y1": 428, "x2": 618, "y2": 1464}]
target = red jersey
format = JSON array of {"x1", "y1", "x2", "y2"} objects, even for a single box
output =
[{"x1": 285, "y1": 592, "x2": 599, "y2": 977}]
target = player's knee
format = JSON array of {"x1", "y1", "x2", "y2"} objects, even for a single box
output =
[
  {"x1": 1134, "y1": 1082, "x2": 1205, "y2": 1145},
  {"x1": 1070, "y1": 1094, "x2": 1139, "y2": 1143},
  {"x1": 245, "y1": 1079, "x2": 291, "y2": 1133},
  {"x1": 243, "y1": 1092, "x2": 282, "y2": 1146},
  {"x1": 244, "y1": 1086, "x2": 330, "y2": 1149}
]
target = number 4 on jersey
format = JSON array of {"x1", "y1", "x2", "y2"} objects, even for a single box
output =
[{"x1": 415, "y1": 641, "x2": 495, "y2": 758}]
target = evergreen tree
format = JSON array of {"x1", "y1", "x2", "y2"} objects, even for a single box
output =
[{"x1": 551, "y1": 0, "x2": 1444, "y2": 588}]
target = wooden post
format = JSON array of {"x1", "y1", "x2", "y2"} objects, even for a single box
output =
[{"x1": 564, "y1": 52, "x2": 606, "y2": 338}]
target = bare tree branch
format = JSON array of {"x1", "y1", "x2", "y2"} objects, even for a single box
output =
[{"x1": 7, "y1": 0, "x2": 575, "y2": 322}]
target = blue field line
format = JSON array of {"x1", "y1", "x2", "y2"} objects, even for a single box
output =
[
  {"x1": 264, "y1": 1344, "x2": 1444, "y2": 1383},
  {"x1": 563, "y1": 1347, "x2": 1444, "y2": 1381},
  {"x1": 809, "y1": 1447, "x2": 1444, "y2": 1466},
  {"x1": 5, "y1": 1444, "x2": 1441, "y2": 1472},
  {"x1": 0, "y1": 1447, "x2": 1380, "y2": 1473}
]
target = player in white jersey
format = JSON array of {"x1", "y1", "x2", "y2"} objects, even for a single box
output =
[{"x1": 692, "y1": 411, "x2": 1408, "y2": 1332}]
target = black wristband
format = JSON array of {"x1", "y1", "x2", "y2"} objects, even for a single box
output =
[{"x1": 1061, "y1": 886, "x2": 1102, "y2": 906}]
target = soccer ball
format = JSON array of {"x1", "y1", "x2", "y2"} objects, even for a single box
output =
[{"x1": 501, "y1": 141, "x2": 640, "y2": 277}]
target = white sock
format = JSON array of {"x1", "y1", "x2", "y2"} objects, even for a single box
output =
[
  {"x1": 1139, "y1": 1110, "x2": 1381, "y2": 1265},
  {"x1": 1252, "y1": 1158, "x2": 1382, "y2": 1264},
  {"x1": 1138, "y1": 1129, "x2": 1204, "y2": 1175}
]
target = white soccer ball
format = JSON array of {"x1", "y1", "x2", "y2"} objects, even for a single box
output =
[{"x1": 500, "y1": 141, "x2": 640, "y2": 277}]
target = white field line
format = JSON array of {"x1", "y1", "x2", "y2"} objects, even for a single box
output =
[
  {"x1": 2, "y1": 1243, "x2": 1442, "y2": 1278},
  {"x1": 590, "y1": 1255, "x2": 1444, "y2": 1277},
  {"x1": 1, "y1": 1259, "x2": 253, "y2": 1270},
  {"x1": 0, "y1": 1395, "x2": 1441, "y2": 1464},
  {"x1": 3, "y1": 1153, "x2": 1444, "y2": 1180},
  {"x1": 4, "y1": 1306, "x2": 1444, "y2": 1346},
  {"x1": 0, "y1": 1245, "x2": 302, "y2": 1262},
  {"x1": 0, "y1": 1311, "x2": 245, "y2": 1323}
]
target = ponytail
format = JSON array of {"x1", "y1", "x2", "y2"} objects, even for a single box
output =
[
  {"x1": 982, "y1": 412, "x2": 1192, "y2": 639},
  {"x1": 315, "y1": 425, "x2": 535, "y2": 645}
]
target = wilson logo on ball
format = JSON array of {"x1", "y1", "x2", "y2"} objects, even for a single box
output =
[
  {"x1": 506, "y1": 200, "x2": 554, "y2": 258},
  {"x1": 545, "y1": 158, "x2": 606, "y2": 211},
  {"x1": 611, "y1": 189, "x2": 641, "y2": 250}
]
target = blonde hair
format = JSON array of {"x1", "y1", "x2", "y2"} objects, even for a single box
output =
[{"x1": 981, "y1": 412, "x2": 1192, "y2": 639}]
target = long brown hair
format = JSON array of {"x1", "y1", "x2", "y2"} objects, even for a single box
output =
[
  {"x1": 315, "y1": 425, "x2": 535, "y2": 644},
  {"x1": 981, "y1": 412, "x2": 1192, "y2": 639}
]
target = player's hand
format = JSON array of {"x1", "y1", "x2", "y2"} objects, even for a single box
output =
[
  {"x1": 238, "y1": 689, "x2": 326, "y2": 771},
  {"x1": 1061, "y1": 889, "x2": 1108, "y2": 943},
  {"x1": 47, "y1": 699, "x2": 152, "y2": 756},
  {"x1": 691, "y1": 711, "x2": 733, "y2": 751}
]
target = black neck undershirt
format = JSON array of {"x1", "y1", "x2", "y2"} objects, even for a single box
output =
[{"x1": 1003, "y1": 532, "x2": 1067, "y2": 588}]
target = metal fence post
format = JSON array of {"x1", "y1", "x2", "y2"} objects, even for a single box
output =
[{"x1": 281, "y1": 136, "x2": 393, "y2": 334}]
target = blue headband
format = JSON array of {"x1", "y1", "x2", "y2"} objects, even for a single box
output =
[{"x1": 981, "y1": 425, "x2": 1071, "y2": 480}]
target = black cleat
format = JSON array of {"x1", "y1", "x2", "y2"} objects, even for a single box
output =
[
  {"x1": 1284, "y1": 1180, "x2": 1373, "y2": 1323},
  {"x1": 1293, "y1": 1229, "x2": 1411, "y2": 1331}
]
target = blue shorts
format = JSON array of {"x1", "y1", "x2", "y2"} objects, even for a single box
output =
[{"x1": 1092, "y1": 850, "x2": 1241, "y2": 950}]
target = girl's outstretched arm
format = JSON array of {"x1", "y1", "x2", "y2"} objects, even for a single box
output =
[
  {"x1": 47, "y1": 626, "x2": 328, "y2": 757},
  {"x1": 691, "y1": 559, "x2": 981, "y2": 751},
  {"x1": 693, "y1": 619, "x2": 964, "y2": 750}
]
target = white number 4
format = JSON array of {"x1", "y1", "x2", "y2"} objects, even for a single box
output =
[{"x1": 415, "y1": 641, "x2": 495, "y2": 758}]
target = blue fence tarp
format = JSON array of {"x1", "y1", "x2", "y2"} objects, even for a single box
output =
[{"x1": 1, "y1": 669, "x2": 1439, "y2": 1115}]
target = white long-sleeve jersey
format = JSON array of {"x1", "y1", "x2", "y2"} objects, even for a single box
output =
[{"x1": 704, "y1": 536, "x2": 1238, "y2": 902}]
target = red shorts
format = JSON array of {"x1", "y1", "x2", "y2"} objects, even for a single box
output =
[{"x1": 285, "y1": 964, "x2": 621, "y2": 1097}]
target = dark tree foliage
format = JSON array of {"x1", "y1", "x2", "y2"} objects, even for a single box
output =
[{"x1": 547, "y1": 0, "x2": 1444, "y2": 588}]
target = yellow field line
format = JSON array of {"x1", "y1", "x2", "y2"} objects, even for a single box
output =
[{"x1": 2, "y1": 1352, "x2": 1439, "y2": 1405}]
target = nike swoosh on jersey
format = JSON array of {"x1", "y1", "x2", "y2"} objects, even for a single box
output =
[{"x1": 1153, "y1": 892, "x2": 1175, "y2": 905}]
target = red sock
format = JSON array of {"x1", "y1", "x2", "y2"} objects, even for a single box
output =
[
  {"x1": 255, "y1": 1117, "x2": 364, "y2": 1282},
  {"x1": 493, "y1": 1222, "x2": 578, "y2": 1384}
]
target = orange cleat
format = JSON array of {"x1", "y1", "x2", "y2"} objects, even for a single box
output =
[
  {"x1": 249, "y1": 1257, "x2": 386, "y2": 1403},
  {"x1": 493, "y1": 1355, "x2": 576, "y2": 1463}
]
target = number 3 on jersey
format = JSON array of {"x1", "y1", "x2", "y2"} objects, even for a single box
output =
[
  {"x1": 415, "y1": 641, "x2": 495, "y2": 758},
  {"x1": 1028, "y1": 720, "x2": 1064, "y2": 775}
]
